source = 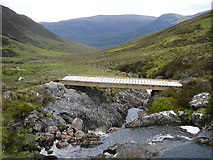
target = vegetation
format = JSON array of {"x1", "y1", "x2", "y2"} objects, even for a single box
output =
[
  {"x1": 96, "y1": 11, "x2": 212, "y2": 80},
  {"x1": 1, "y1": 5, "x2": 212, "y2": 158},
  {"x1": 148, "y1": 79, "x2": 212, "y2": 117}
]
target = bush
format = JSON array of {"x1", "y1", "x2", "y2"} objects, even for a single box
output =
[{"x1": 148, "y1": 97, "x2": 179, "y2": 114}]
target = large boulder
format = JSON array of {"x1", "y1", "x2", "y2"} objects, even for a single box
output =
[
  {"x1": 191, "y1": 113, "x2": 211, "y2": 127},
  {"x1": 44, "y1": 82, "x2": 128, "y2": 130},
  {"x1": 72, "y1": 118, "x2": 83, "y2": 131},
  {"x1": 189, "y1": 92, "x2": 210, "y2": 109},
  {"x1": 114, "y1": 89, "x2": 149, "y2": 107},
  {"x1": 195, "y1": 124, "x2": 213, "y2": 146},
  {"x1": 125, "y1": 110, "x2": 181, "y2": 128}
]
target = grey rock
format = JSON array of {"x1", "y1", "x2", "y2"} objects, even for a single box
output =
[
  {"x1": 191, "y1": 113, "x2": 210, "y2": 127},
  {"x1": 18, "y1": 77, "x2": 25, "y2": 81},
  {"x1": 189, "y1": 92, "x2": 210, "y2": 109},
  {"x1": 195, "y1": 124, "x2": 213, "y2": 145},
  {"x1": 44, "y1": 82, "x2": 129, "y2": 130},
  {"x1": 30, "y1": 90, "x2": 39, "y2": 96},
  {"x1": 56, "y1": 141, "x2": 69, "y2": 149},
  {"x1": 42, "y1": 117, "x2": 55, "y2": 126},
  {"x1": 61, "y1": 113, "x2": 73, "y2": 124},
  {"x1": 33, "y1": 121, "x2": 43, "y2": 132},
  {"x1": 72, "y1": 118, "x2": 83, "y2": 130},
  {"x1": 114, "y1": 89, "x2": 149, "y2": 107},
  {"x1": 52, "y1": 114, "x2": 66, "y2": 128},
  {"x1": 125, "y1": 110, "x2": 181, "y2": 128},
  {"x1": 46, "y1": 126, "x2": 58, "y2": 134},
  {"x1": 3, "y1": 91, "x2": 16, "y2": 100}
]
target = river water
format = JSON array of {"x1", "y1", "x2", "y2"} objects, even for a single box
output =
[{"x1": 41, "y1": 108, "x2": 212, "y2": 158}]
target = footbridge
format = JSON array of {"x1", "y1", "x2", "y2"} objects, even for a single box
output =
[{"x1": 59, "y1": 75, "x2": 182, "y2": 90}]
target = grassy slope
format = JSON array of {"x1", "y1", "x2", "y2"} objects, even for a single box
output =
[
  {"x1": 1, "y1": 5, "x2": 98, "y2": 54},
  {"x1": 95, "y1": 11, "x2": 212, "y2": 80}
]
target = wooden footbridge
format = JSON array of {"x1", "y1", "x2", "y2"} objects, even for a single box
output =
[{"x1": 59, "y1": 75, "x2": 182, "y2": 90}]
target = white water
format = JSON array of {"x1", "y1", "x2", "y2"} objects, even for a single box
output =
[{"x1": 180, "y1": 126, "x2": 200, "y2": 134}]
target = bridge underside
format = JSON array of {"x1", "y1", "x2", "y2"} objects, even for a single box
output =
[{"x1": 59, "y1": 75, "x2": 182, "y2": 90}]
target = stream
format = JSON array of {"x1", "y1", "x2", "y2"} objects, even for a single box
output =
[{"x1": 41, "y1": 108, "x2": 212, "y2": 158}]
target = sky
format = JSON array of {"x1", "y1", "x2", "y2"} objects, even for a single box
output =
[{"x1": 0, "y1": 0, "x2": 212, "y2": 22}]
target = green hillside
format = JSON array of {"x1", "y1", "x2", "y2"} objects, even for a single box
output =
[
  {"x1": 96, "y1": 11, "x2": 212, "y2": 80},
  {"x1": 1, "y1": 5, "x2": 98, "y2": 54}
]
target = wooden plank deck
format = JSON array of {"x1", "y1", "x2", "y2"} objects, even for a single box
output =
[{"x1": 59, "y1": 75, "x2": 182, "y2": 90}]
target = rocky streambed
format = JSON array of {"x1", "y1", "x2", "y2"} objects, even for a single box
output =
[{"x1": 17, "y1": 82, "x2": 212, "y2": 159}]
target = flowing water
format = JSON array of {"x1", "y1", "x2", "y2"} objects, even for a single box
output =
[{"x1": 41, "y1": 108, "x2": 212, "y2": 158}]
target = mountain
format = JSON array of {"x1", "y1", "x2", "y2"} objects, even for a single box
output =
[
  {"x1": 40, "y1": 11, "x2": 207, "y2": 48},
  {"x1": 40, "y1": 15, "x2": 157, "y2": 48},
  {"x1": 1, "y1": 5, "x2": 98, "y2": 55},
  {"x1": 96, "y1": 11, "x2": 212, "y2": 80}
]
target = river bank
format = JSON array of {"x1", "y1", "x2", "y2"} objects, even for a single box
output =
[{"x1": 3, "y1": 82, "x2": 212, "y2": 159}]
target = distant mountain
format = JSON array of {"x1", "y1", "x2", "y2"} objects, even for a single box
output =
[
  {"x1": 40, "y1": 15, "x2": 157, "y2": 48},
  {"x1": 1, "y1": 5, "x2": 98, "y2": 54},
  {"x1": 98, "y1": 11, "x2": 212, "y2": 80},
  {"x1": 40, "y1": 11, "x2": 208, "y2": 48}
]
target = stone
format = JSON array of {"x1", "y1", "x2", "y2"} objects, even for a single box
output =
[
  {"x1": 33, "y1": 122, "x2": 43, "y2": 132},
  {"x1": 125, "y1": 110, "x2": 181, "y2": 128},
  {"x1": 47, "y1": 150, "x2": 53, "y2": 154},
  {"x1": 67, "y1": 130, "x2": 74, "y2": 137},
  {"x1": 61, "y1": 113, "x2": 73, "y2": 124},
  {"x1": 52, "y1": 114, "x2": 66, "y2": 128},
  {"x1": 30, "y1": 90, "x2": 39, "y2": 97},
  {"x1": 45, "y1": 133, "x2": 55, "y2": 141},
  {"x1": 56, "y1": 141, "x2": 69, "y2": 149},
  {"x1": 55, "y1": 130, "x2": 62, "y2": 139},
  {"x1": 3, "y1": 91, "x2": 16, "y2": 100},
  {"x1": 75, "y1": 130, "x2": 86, "y2": 138},
  {"x1": 195, "y1": 124, "x2": 213, "y2": 146},
  {"x1": 189, "y1": 92, "x2": 210, "y2": 109},
  {"x1": 178, "y1": 111, "x2": 185, "y2": 116},
  {"x1": 107, "y1": 127, "x2": 119, "y2": 133},
  {"x1": 46, "y1": 126, "x2": 58, "y2": 134},
  {"x1": 72, "y1": 118, "x2": 83, "y2": 131},
  {"x1": 191, "y1": 113, "x2": 210, "y2": 127},
  {"x1": 42, "y1": 117, "x2": 55, "y2": 126},
  {"x1": 18, "y1": 77, "x2": 25, "y2": 81},
  {"x1": 43, "y1": 82, "x2": 132, "y2": 130}
]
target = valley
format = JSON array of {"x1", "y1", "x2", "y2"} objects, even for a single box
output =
[{"x1": 1, "y1": 4, "x2": 212, "y2": 159}]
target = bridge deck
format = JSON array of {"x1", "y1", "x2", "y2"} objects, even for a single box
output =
[{"x1": 59, "y1": 75, "x2": 182, "y2": 90}]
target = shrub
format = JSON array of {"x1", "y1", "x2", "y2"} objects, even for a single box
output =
[{"x1": 148, "y1": 97, "x2": 178, "y2": 114}]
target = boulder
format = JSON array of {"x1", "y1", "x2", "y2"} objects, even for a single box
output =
[
  {"x1": 75, "y1": 130, "x2": 86, "y2": 138},
  {"x1": 189, "y1": 92, "x2": 210, "y2": 109},
  {"x1": 33, "y1": 121, "x2": 44, "y2": 132},
  {"x1": 67, "y1": 130, "x2": 74, "y2": 137},
  {"x1": 72, "y1": 118, "x2": 83, "y2": 131},
  {"x1": 125, "y1": 110, "x2": 181, "y2": 128},
  {"x1": 114, "y1": 89, "x2": 149, "y2": 107},
  {"x1": 56, "y1": 141, "x2": 69, "y2": 149},
  {"x1": 18, "y1": 77, "x2": 25, "y2": 81},
  {"x1": 55, "y1": 130, "x2": 62, "y2": 140},
  {"x1": 46, "y1": 126, "x2": 58, "y2": 134},
  {"x1": 3, "y1": 91, "x2": 17, "y2": 100},
  {"x1": 107, "y1": 127, "x2": 119, "y2": 133},
  {"x1": 195, "y1": 124, "x2": 213, "y2": 146},
  {"x1": 191, "y1": 113, "x2": 211, "y2": 127},
  {"x1": 44, "y1": 82, "x2": 129, "y2": 130}
]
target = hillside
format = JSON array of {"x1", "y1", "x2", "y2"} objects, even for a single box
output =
[
  {"x1": 40, "y1": 11, "x2": 206, "y2": 48},
  {"x1": 95, "y1": 11, "x2": 212, "y2": 80},
  {"x1": 1, "y1": 5, "x2": 98, "y2": 54}
]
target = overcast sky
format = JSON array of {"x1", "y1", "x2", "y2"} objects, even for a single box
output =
[{"x1": 0, "y1": 0, "x2": 212, "y2": 22}]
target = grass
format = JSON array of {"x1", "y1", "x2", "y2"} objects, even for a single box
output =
[{"x1": 94, "y1": 11, "x2": 212, "y2": 80}]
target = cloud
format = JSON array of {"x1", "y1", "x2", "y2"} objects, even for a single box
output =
[{"x1": 0, "y1": 0, "x2": 211, "y2": 22}]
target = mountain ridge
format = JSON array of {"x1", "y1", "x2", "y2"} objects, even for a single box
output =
[{"x1": 40, "y1": 11, "x2": 208, "y2": 48}]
